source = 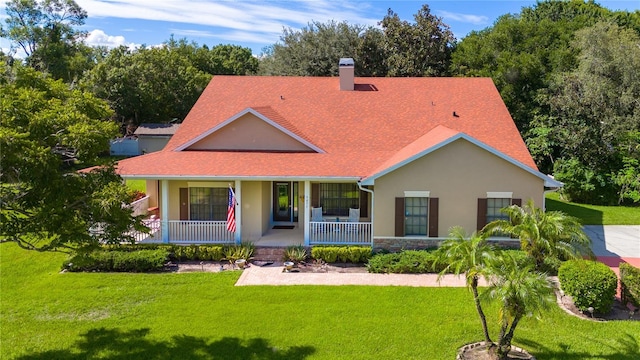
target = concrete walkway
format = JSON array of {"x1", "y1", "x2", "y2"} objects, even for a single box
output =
[
  {"x1": 235, "y1": 225, "x2": 639, "y2": 287},
  {"x1": 235, "y1": 263, "x2": 484, "y2": 287},
  {"x1": 585, "y1": 225, "x2": 640, "y2": 268}
]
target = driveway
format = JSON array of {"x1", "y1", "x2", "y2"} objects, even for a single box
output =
[{"x1": 583, "y1": 225, "x2": 640, "y2": 267}]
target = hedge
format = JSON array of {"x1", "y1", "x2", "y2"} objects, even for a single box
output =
[
  {"x1": 311, "y1": 246, "x2": 372, "y2": 263},
  {"x1": 65, "y1": 249, "x2": 169, "y2": 272},
  {"x1": 367, "y1": 250, "x2": 445, "y2": 274},
  {"x1": 101, "y1": 244, "x2": 226, "y2": 261},
  {"x1": 620, "y1": 263, "x2": 640, "y2": 308},
  {"x1": 558, "y1": 259, "x2": 618, "y2": 314}
]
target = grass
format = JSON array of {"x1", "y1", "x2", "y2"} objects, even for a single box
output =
[
  {"x1": 2, "y1": 244, "x2": 639, "y2": 359},
  {"x1": 546, "y1": 192, "x2": 640, "y2": 225},
  {"x1": 125, "y1": 179, "x2": 146, "y2": 193}
]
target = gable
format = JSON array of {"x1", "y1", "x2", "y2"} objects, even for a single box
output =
[
  {"x1": 362, "y1": 135, "x2": 561, "y2": 187},
  {"x1": 182, "y1": 108, "x2": 318, "y2": 152}
]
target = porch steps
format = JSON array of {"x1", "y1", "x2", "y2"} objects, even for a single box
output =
[{"x1": 252, "y1": 246, "x2": 288, "y2": 262}]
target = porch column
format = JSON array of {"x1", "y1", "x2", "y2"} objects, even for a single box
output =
[
  {"x1": 303, "y1": 180, "x2": 310, "y2": 246},
  {"x1": 161, "y1": 179, "x2": 169, "y2": 243},
  {"x1": 234, "y1": 179, "x2": 241, "y2": 244}
]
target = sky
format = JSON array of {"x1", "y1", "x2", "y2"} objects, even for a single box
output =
[{"x1": 2, "y1": 0, "x2": 640, "y2": 56}]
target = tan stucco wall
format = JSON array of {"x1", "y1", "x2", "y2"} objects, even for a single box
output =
[
  {"x1": 240, "y1": 181, "x2": 269, "y2": 241},
  {"x1": 145, "y1": 180, "x2": 159, "y2": 208},
  {"x1": 262, "y1": 182, "x2": 272, "y2": 232},
  {"x1": 374, "y1": 139, "x2": 544, "y2": 237},
  {"x1": 188, "y1": 113, "x2": 312, "y2": 152}
]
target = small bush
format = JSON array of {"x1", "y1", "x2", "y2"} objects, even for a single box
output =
[
  {"x1": 367, "y1": 250, "x2": 441, "y2": 274},
  {"x1": 283, "y1": 245, "x2": 308, "y2": 263},
  {"x1": 223, "y1": 243, "x2": 255, "y2": 265},
  {"x1": 620, "y1": 263, "x2": 640, "y2": 308},
  {"x1": 311, "y1": 246, "x2": 371, "y2": 263},
  {"x1": 558, "y1": 260, "x2": 618, "y2": 314},
  {"x1": 65, "y1": 249, "x2": 169, "y2": 272}
]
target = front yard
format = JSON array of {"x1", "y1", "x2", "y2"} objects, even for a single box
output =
[{"x1": 1, "y1": 243, "x2": 637, "y2": 360}]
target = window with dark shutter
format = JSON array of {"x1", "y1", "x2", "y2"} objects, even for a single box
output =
[
  {"x1": 428, "y1": 198, "x2": 439, "y2": 237},
  {"x1": 395, "y1": 197, "x2": 405, "y2": 237},
  {"x1": 477, "y1": 198, "x2": 487, "y2": 231}
]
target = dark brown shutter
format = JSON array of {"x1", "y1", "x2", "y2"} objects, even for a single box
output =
[
  {"x1": 428, "y1": 198, "x2": 439, "y2": 237},
  {"x1": 179, "y1": 188, "x2": 189, "y2": 220},
  {"x1": 477, "y1": 198, "x2": 487, "y2": 231},
  {"x1": 511, "y1": 198, "x2": 522, "y2": 207},
  {"x1": 311, "y1": 183, "x2": 320, "y2": 208},
  {"x1": 395, "y1": 197, "x2": 405, "y2": 237},
  {"x1": 359, "y1": 189, "x2": 369, "y2": 218}
]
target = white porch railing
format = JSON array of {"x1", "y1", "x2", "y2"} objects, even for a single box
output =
[
  {"x1": 129, "y1": 195, "x2": 150, "y2": 217},
  {"x1": 309, "y1": 221, "x2": 372, "y2": 245},
  {"x1": 130, "y1": 220, "x2": 234, "y2": 244},
  {"x1": 167, "y1": 220, "x2": 234, "y2": 243}
]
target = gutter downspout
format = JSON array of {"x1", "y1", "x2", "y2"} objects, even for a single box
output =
[{"x1": 357, "y1": 181, "x2": 374, "y2": 248}]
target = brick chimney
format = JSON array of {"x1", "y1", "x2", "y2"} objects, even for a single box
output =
[{"x1": 339, "y1": 58, "x2": 354, "y2": 91}]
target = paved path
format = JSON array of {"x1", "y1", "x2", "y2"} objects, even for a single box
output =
[
  {"x1": 584, "y1": 225, "x2": 640, "y2": 268},
  {"x1": 235, "y1": 263, "x2": 485, "y2": 287},
  {"x1": 236, "y1": 225, "x2": 639, "y2": 287}
]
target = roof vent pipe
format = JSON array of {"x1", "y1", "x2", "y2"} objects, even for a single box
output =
[{"x1": 339, "y1": 58, "x2": 354, "y2": 91}]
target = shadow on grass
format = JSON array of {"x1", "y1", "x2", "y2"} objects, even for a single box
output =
[
  {"x1": 519, "y1": 332, "x2": 639, "y2": 360},
  {"x1": 545, "y1": 198, "x2": 603, "y2": 225},
  {"x1": 16, "y1": 327, "x2": 315, "y2": 360}
]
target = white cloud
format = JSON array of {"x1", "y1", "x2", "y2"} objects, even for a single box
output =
[
  {"x1": 436, "y1": 10, "x2": 489, "y2": 25},
  {"x1": 76, "y1": 0, "x2": 379, "y2": 42},
  {"x1": 84, "y1": 29, "x2": 139, "y2": 49}
]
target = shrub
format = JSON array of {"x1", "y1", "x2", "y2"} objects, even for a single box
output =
[
  {"x1": 367, "y1": 250, "x2": 441, "y2": 274},
  {"x1": 198, "y1": 245, "x2": 225, "y2": 261},
  {"x1": 223, "y1": 243, "x2": 255, "y2": 265},
  {"x1": 283, "y1": 245, "x2": 308, "y2": 263},
  {"x1": 65, "y1": 249, "x2": 169, "y2": 272},
  {"x1": 558, "y1": 260, "x2": 618, "y2": 314},
  {"x1": 311, "y1": 246, "x2": 371, "y2": 263},
  {"x1": 620, "y1": 263, "x2": 640, "y2": 308}
]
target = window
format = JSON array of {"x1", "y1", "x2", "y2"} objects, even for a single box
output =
[
  {"x1": 486, "y1": 198, "x2": 511, "y2": 224},
  {"x1": 404, "y1": 197, "x2": 428, "y2": 235},
  {"x1": 320, "y1": 183, "x2": 359, "y2": 216},
  {"x1": 189, "y1": 187, "x2": 228, "y2": 221}
]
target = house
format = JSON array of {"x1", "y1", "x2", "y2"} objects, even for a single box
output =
[
  {"x1": 116, "y1": 58, "x2": 561, "y2": 250},
  {"x1": 134, "y1": 123, "x2": 181, "y2": 154}
]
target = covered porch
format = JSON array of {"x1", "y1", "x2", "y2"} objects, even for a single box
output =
[{"x1": 130, "y1": 179, "x2": 373, "y2": 247}]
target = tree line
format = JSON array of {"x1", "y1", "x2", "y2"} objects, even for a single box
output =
[{"x1": 1, "y1": 0, "x2": 638, "y2": 252}]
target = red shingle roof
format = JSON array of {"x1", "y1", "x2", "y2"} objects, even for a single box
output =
[{"x1": 117, "y1": 76, "x2": 537, "y2": 179}]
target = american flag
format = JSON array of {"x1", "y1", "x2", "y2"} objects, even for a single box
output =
[{"x1": 226, "y1": 186, "x2": 236, "y2": 232}]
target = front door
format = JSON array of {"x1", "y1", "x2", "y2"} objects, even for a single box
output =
[{"x1": 273, "y1": 182, "x2": 291, "y2": 222}]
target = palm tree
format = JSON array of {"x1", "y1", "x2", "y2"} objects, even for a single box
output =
[
  {"x1": 484, "y1": 252, "x2": 555, "y2": 360},
  {"x1": 433, "y1": 226, "x2": 496, "y2": 348},
  {"x1": 483, "y1": 199, "x2": 593, "y2": 272}
]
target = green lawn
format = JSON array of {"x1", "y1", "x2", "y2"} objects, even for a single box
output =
[
  {"x1": 2, "y1": 244, "x2": 638, "y2": 359},
  {"x1": 125, "y1": 179, "x2": 146, "y2": 193},
  {"x1": 546, "y1": 192, "x2": 640, "y2": 225}
]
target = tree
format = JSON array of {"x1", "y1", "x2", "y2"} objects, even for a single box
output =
[
  {"x1": 484, "y1": 253, "x2": 555, "y2": 360},
  {"x1": 164, "y1": 37, "x2": 258, "y2": 75},
  {"x1": 81, "y1": 43, "x2": 211, "y2": 127},
  {"x1": 0, "y1": 61, "x2": 144, "y2": 251},
  {"x1": 259, "y1": 5, "x2": 455, "y2": 77},
  {"x1": 379, "y1": 4, "x2": 455, "y2": 76},
  {"x1": 451, "y1": 0, "x2": 640, "y2": 135},
  {"x1": 530, "y1": 22, "x2": 640, "y2": 204},
  {"x1": 434, "y1": 227, "x2": 496, "y2": 348},
  {"x1": 1, "y1": 0, "x2": 89, "y2": 82},
  {"x1": 483, "y1": 199, "x2": 592, "y2": 272},
  {"x1": 259, "y1": 20, "x2": 366, "y2": 76}
]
